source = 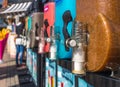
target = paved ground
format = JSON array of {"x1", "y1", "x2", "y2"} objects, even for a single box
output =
[
  {"x1": 0, "y1": 47, "x2": 35, "y2": 87},
  {"x1": 0, "y1": 47, "x2": 20, "y2": 87}
]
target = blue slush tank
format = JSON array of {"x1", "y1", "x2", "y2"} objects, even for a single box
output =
[
  {"x1": 28, "y1": 16, "x2": 32, "y2": 31},
  {"x1": 55, "y1": 0, "x2": 76, "y2": 59}
]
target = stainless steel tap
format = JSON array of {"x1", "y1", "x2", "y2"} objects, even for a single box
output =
[{"x1": 67, "y1": 21, "x2": 89, "y2": 75}]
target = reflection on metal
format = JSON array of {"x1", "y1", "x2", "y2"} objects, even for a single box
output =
[{"x1": 49, "y1": 26, "x2": 57, "y2": 60}]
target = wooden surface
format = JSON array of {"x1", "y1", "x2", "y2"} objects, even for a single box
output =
[{"x1": 0, "y1": 48, "x2": 20, "y2": 87}]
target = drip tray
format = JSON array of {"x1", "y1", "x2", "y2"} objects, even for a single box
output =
[
  {"x1": 20, "y1": 82, "x2": 35, "y2": 87},
  {"x1": 17, "y1": 67, "x2": 36, "y2": 87},
  {"x1": 19, "y1": 74, "x2": 32, "y2": 84},
  {"x1": 95, "y1": 69, "x2": 120, "y2": 80}
]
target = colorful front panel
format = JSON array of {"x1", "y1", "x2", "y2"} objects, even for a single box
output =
[
  {"x1": 26, "y1": 48, "x2": 33, "y2": 74},
  {"x1": 57, "y1": 65, "x2": 75, "y2": 87},
  {"x1": 55, "y1": 0, "x2": 76, "y2": 59},
  {"x1": 28, "y1": 16, "x2": 32, "y2": 31},
  {"x1": 46, "y1": 58, "x2": 56, "y2": 87},
  {"x1": 44, "y1": 2, "x2": 55, "y2": 52},
  {"x1": 30, "y1": 13, "x2": 43, "y2": 49},
  {"x1": 32, "y1": 52, "x2": 38, "y2": 86},
  {"x1": 26, "y1": 49, "x2": 30, "y2": 68},
  {"x1": 78, "y1": 78, "x2": 93, "y2": 87}
]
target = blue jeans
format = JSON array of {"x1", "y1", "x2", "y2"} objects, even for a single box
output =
[{"x1": 16, "y1": 45, "x2": 24, "y2": 65}]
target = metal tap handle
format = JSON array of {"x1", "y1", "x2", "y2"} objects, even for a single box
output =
[
  {"x1": 62, "y1": 10, "x2": 73, "y2": 51},
  {"x1": 44, "y1": 19, "x2": 49, "y2": 38}
]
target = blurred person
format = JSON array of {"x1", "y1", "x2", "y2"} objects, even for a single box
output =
[
  {"x1": 15, "y1": 16, "x2": 25, "y2": 67},
  {"x1": 6, "y1": 16, "x2": 16, "y2": 58}
]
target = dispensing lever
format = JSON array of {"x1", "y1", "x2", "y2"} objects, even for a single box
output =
[
  {"x1": 72, "y1": 21, "x2": 87, "y2": 75},
  {"x1": 44, "y1": 19, "x2": 49, "y2": 38},
  {"x1": 49, "y1": 26, "x2": 57, "y2": 60},
  {"x1": 38, "y1": 27, "x2": 45, "y2": 54},
  {"x1": 35, "y1": 23, "x2": 39, "y2": 37},
  {"x1": 49, "y1": 26, "x2": 53, "y2": 43},
  {"x1": 62, "y1": 10, "x2": 73, "y2": 51},
  {"x1": 63, "y1": 24, "x2": 71, "y2": 51},
  {"x1": 44, "y1": 19, "x2": 49, "y2": 45}
]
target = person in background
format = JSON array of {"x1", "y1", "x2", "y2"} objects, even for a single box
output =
[
  {"x1": 6, "y1": 16, "x2": 17, "y2": 58},
  {"x1": 15, "y1": 16, "x2": 25, "y2": 67}
]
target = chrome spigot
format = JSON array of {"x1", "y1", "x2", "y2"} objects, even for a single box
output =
[
  {"x1": 70, "y1": 21, "x2": 88, "y2": 75},
  {"x1": 38, "y1": 27, "x2": 45, "y2": 54},
  {"x1": 49, "y1": 26, "x2": 57, "y2": 60}
]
